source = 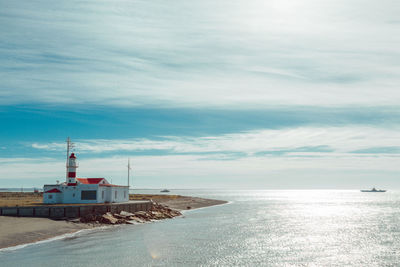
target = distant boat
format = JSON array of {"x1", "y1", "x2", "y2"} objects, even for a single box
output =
[
  {"x1": 361, "y1": 187, "x2": 386, "y2": 192},
  {"x1": 160, "y1": 189, "x2": 170, "y2": 193}
]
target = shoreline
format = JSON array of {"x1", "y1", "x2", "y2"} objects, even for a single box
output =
[
  {"x1": 0, "y1": 227, "x2": 100, "y2": 252},
  {"x1": 0, "y1": 216, "x2": 95, "y2": 250},
  {"x1": 149, "y1": 195, "x2": 228, "y2": 211},
  {"x1": 181, "y1": 200, "x2": 232, "y2": 214},
  {"x1": 0, "y1": 195, "x2": 227, "y2": 250}
]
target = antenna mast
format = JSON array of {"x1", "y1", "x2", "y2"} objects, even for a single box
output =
[{"x1": 127, "y1": 158, "x2": 132, "y2": 188}]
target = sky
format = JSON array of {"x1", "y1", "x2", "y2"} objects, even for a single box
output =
[{"x1": 0, "y1": 0, "x2": 399, "y2": 189}]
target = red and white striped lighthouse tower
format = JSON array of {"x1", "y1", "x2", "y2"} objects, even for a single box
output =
[{"x1": 67, "y1": 153, "x2": 78, "y2": 184}]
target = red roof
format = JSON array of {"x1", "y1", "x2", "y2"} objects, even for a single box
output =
[
  {"x1": 99, "y1": 184, "x2": 128, "y2": 187},
  {"x1": 75, "y1": 178, "x2": 127, "y2": 187},
  {"x1": 45, "y1": 188, "x2": 62, "y2": 193},
  {"x1": 76, "y1": 178, "x2": 105, "y2": 184}
]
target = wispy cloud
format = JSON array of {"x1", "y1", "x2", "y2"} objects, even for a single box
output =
[
  {"x1": 350, "y1": 146, "x2": 400, "y2": 154},
  {"x1": 30, "y1": 126, "x2": 400, "y2": 157},
  {"x1": 1, "y1": 0, "x2": 399, "y2": 108}
]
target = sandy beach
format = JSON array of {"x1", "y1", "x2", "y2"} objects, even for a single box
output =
[
  {"x1": 0, "y1": 195, "x2": 227, "y2": 250},
  {"x1": 0, "y1": 216, "x2": 92, "y2": 249}
]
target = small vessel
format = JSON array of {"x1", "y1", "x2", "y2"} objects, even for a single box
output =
[
  {"x1": 160, "y1": 189, "x2": 170, "y2": 193},
  {"x1": 361, "y1": 187, "x2": 386, "y2": 192}
]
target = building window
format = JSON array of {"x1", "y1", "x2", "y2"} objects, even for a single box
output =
[
  {"x1": 73, "y1": 193, "x2": 75, "y2": 197},
  {"x1": 48, "y1": 195, "x2": 53, "y2": 199},
  {"x1": 102, "y1": 191, "x2": 104, "y2": 199},
  {"x1": 124, "y1": 191, "x2": 126, "y2": 199},
  {"x1": 81, "y1": 190, "x2": 97, "y2": 200},
  {"x1": 115, "y1": 191, "x2": 117, "y2": 199}
]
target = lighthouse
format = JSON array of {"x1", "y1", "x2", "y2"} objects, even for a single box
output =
[
  {"x1": 43, "y1": 137, "x2": 129, "y2": 204},
  {"x1": 67, "y1": 153, "x2": 78, "y2": 184}
]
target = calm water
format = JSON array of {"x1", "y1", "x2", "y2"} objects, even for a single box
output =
[{"x1": 1, "y1": 190, "x2": 400, "y2": 266}]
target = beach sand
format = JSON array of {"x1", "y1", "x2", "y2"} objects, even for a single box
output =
[
  {"x1": 0, "y1": 216, "x2": 91, "y2": 249},
  {"x1": 0, "y1": 195, "x2": 227, "y2": 249}
]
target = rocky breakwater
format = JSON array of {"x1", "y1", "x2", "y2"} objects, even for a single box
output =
[{"x1": 79, "y1": 202, "x2": 181, "y2": 225}]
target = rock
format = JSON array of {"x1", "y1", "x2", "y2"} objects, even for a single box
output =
[
  {"x1": 114, "y1": 213, "x2": 132, "y2": 220},
  {"x1": 113, "y1": 214, "x2": 124, "y2": 219},
  {"x1": 77, "y1": 203, "x2": 182, "y2": 225},
  {"x1": 155, "y1": 211, "x2": 167, "y2": 219},
  {"x1": 116, "y1": 219, "x2": 127, "y2": 224},
  {"x1": 149, "y1": 211, "x2": 163, "y2": 220},
  {"x1": 134, "y1": 211, "x2": 152, "y2": 221},
  {"x1": 120, "y1": 211, "x2": 134, "y2": 217},
  {"x1": 129, "y1": 216, "x2": 146, "y2": 223},
  {"x1": 186, "y1": 206, "x2": 191, "y2": 209},
  {"x1": 101, "y1": 213, "x2": 119, "y2": 224},
  {"x1": 134, "y1": 211, "x2": 147, "y2": 216}
]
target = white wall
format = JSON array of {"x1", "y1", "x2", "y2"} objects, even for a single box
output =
[
  {"x1": 43, "y1": 192, "x2": 62, "y2": 204},
  {"x1": 104, "y1": 187, "x2": 112, "y2": 203},
  {"x1": 43, "y1": 185, "x2": 62, "y2": 204},
  {"x1": 109, "y1": 187, "x2": 129, "y2": 203},
  {"x1": 43, "y1": 184, "x2": 129, "y2": 204}
]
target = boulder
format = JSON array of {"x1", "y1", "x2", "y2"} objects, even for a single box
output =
[
  {"x1": 101, "y1": 213, "x2": 119, "y2": 224},
  {"x1": 134, "y1": 211, "x2": 151, "y2": 220},
  {"x1": 129, "y1": 216, "x2": 146, "y2": 223},
  {"x1": 113, "y1": 214, "x2": 124, "y2": 219},
  {"x1": 120, "y1": 211, "x2": 134, "y2": 217},
  {"x1": 152, "y1": 211, "x2": 166, "y2": 219},
  {"x1": 78, "y1": 203, "x2": 182, "y2": 225}
]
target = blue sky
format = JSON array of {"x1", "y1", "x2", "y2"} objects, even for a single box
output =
[{"x1": 0, "y1": 0, "x2": 399, "y2": 188}]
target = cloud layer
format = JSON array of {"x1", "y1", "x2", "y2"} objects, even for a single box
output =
[
  {"x1": 30, "y1": 126, "x2": 400, "y2": 158},
  {"x1": 2, "y1": 126, "x2": 400, "y2": 188},
  {"x1": 1, "y1": 0, "x2": 399, "y2": 188},
  {"x1": 1, "y1": 0, "x2": 399, "y2": 107}
]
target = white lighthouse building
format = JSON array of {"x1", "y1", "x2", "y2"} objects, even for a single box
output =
[{"x1": 43, "y1": 150, "x2": 129, "y2": 204}]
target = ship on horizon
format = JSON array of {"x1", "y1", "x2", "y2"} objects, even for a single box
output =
[{"x1": 361, "y1": 187, "x2": 386, "y2": 192}]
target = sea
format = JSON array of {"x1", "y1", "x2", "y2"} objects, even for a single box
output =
[{"x1": 1, "y1": 190, "x2": 400, "y2": 266}]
